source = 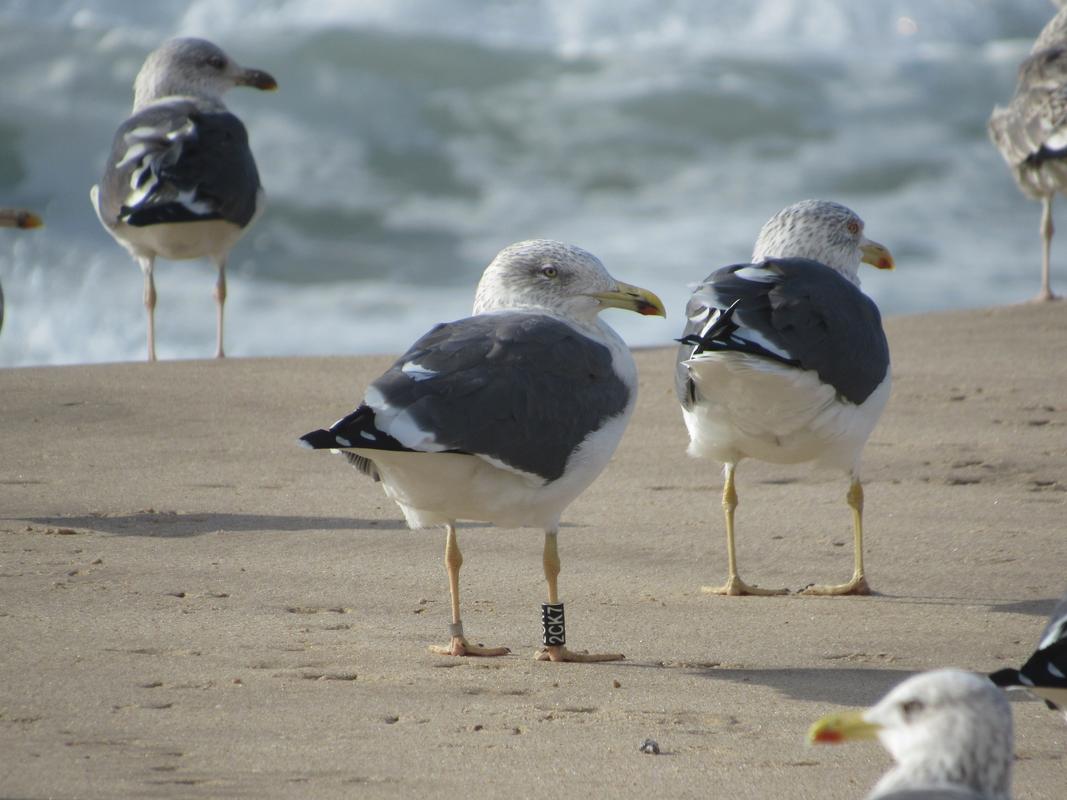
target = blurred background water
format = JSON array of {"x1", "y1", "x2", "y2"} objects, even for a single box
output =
[{"x1": 0, "y1": 0, "x2": 1057, "y2": 365}]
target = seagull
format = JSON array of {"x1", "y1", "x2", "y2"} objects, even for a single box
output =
[
  {"x1": 676, "y1": 200, "x2": 894, "y2": 596},
  {"x1": 989, "y1": 590, "x2": 1067, "y2": 720},
  {"x1": 988, "y1": 45, "x2": 1067, "y2": 302},
  {"x1": 299, "y1": 240, "x2": 665, "y2": 662},
  {"x1": 0, "y1": 207, "x2": 43, "y2": 334},
  {"x1": 91, "y1": 37, "x2": 276, "y2": 360},
  {"x1": 809, "y1": 669, "x2": 1013, "y2": 800}
]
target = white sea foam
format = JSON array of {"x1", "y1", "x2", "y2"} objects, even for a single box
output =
[{"x1": 0, "y1": 0, "x2": 1056, "y2": 365}]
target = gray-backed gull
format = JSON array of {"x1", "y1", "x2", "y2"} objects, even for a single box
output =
[
  {"x1": 676, "y1": 200, "x2": 893, "y2": 596},
  {"x1": 300, "y1": 239, "x2": 665, "y2": 662},
  {"x1": 91, "y1": 38, "x2": 276, "y2": 360}
]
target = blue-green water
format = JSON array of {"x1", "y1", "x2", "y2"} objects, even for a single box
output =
[{"x1": 0, "y1": 0, "x2": 1056, "y2": 364}]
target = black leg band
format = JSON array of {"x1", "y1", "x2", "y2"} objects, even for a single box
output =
[{"x1": 541, "y1": 602, "x2": 565, "y2": 646}]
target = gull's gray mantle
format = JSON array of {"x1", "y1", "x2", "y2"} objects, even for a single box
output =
[
  {"x1": 676, "y1": 256, "x2": 889, "y2": 410},
  {"x1": 90, "y1": 37, "x2": 276, "y2": 361},
  {"x1": 301, "y1": 311, "x2": 629, "y2": 485},
  {"x1": 93, "y1": 100, "x2": 260, "y2": 230}
]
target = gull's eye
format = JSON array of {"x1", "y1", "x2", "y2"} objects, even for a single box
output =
[
  {"x1": 847, "y1": 220, "x2": 861, "y2": 235},
  {"x1": 900, "y1": 699, "x2": 924, "y2": 720},
  {"x1": 541, "y1": 265, "x2": 558, "y2": 278},
  {"x1": 206, "y1": 54, "x2": 227, "y2": 70}
]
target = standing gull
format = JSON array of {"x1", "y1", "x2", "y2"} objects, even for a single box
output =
[
  {"x1": 989, "y1": 590, "x2": 1067, "y2": 719},
  {"x1": 988, "y1": 45, "x2": 1067, "y2": 302},
  {"x1": 0, "y1": 207, "x2": 43, "y2": 335},
  {"x1": 91, "y1": 38, "x2": 276, "y2": 360},
  {"x1": 809, "y1": 670, "x2": 1013, "y2": 800},
  {"x1": 300, "y1": 240, "x2": 665, "y2": 662},
  {"x1": 676, "y1": 200, "x2": 893, "y2": 596}
]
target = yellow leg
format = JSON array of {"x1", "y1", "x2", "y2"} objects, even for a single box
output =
[
  {"x1": 536, "y1": 531, "x2": 624, "y2": 663},
  {"x1": 428, "y1": 524, "x2": 509, "y2": 657},
  {"x1": 702, "y1": 463, "x2": 787, "y2": 596},
  {"x1": 802, "y1": 478, "x2": 872, "y2": 596}
]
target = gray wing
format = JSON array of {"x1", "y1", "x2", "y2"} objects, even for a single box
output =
[
  {"x1": 676, "y1": 257, "x2": 889, "y2": 408},
  {"x1": 303, "y1": 313, "x2": 630, "y2": 484},
  {"x1": 95, "y1": 99, "x2": 261, "y2": 229}
]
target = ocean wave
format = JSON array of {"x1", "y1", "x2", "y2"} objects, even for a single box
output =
[{"x1": 0, "y1": 0, "x2": 1056, "y2": 364}]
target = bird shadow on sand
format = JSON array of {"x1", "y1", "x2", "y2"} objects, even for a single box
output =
[
  {"x1": 681, "y1": 666, "x2": 914, "y2": 707},
  {"x1": 985, "y1": 597, "x2": 1061, "y2": 618},
  {"x1": 22, "y1": 512, "x2": 414, "y2": 538},
  {"x1": 858, "y1": 593, "x2": 1061, "y2": 619}
]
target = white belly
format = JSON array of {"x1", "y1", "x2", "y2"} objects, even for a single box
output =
[
  {"x1": 113, "y1": 218, "x2": 246, "y2": 262},
  {"x1": 682, "y1": 351, "x2": 890, "y2": 472},
  {"x1": 352, "y1": 410, "x2": 633, "y2": 531}
]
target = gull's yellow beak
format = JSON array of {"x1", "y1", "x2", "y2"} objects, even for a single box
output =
[
  {"x1": 238, "y1": 68, "x2": 278, "y2": 91},
  {"x1": 808, "y1": 710, "x2": 882, "y2": 745},
  {"x1": 590, "y1": 281, "x2": 666, "y2": 318},
  {"x1": 860, "y1": 237, "x2": 894, "y2": 271}
]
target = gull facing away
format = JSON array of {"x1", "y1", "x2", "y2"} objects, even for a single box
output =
[
  {"x1": 300, "y1": 240, "x2": 665, "y2": 662},
  {"x1": 91, "y1": 38, "x2": 276, "y2": 360},
  {"x1": 0, "y1": 207, "x2": 43, "y2": 334},
  {"x1": 989, "y1": 590, "x2": 1067, "y2": 720},
  {"x1": 809, "y1": 670, "x2": 1013, "y2": 800},
  {"x1": 676, "y1": 200, "x2": 894, "y2": 596},
  {"x1": 988, "y1": 46, "x2": 1067, "y2": 302}
]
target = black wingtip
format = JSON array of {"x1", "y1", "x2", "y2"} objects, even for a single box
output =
[
  {"x1": 122, "y1": 203, "x2": 223, "y2": 228},
  {"x1": 988, "y1": 667, "x2": 1021, "y2": 688},
  {"x1": 299, "y1": 428, "x2": 342, "y2": 450},
  {"x1": 682, "y1": 298, "x2": 742, "y2": 355}
]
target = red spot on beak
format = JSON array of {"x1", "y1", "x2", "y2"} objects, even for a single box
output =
[{"x1": 811, "y1": 730, "x2": 844, "y2": 744}]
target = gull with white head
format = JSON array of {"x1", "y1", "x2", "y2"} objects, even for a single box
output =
[
  {"x1": 676, "y1": 200, "x2": 893, "y2": 595},
  {"x1": 810, "y1": 669, "x2": 1013, "y2": 800},
  {"x1": 300, "y1": 239, "x2": 665, "y2": 662},
  {"x1": 91, "y1": 38, "x2": 277, "y2": 360}
]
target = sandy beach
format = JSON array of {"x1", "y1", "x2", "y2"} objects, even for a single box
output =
[{"x1": 1, "y1": 302, "x2": 1065, "y2": 799}]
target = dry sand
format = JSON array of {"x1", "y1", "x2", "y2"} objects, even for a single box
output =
[{"x1": 1, "y1": 303, "x2": 1065, "y2": 799}]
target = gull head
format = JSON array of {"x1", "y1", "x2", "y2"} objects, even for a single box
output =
[
  {"x1": 133, "y1": 37, "x2": 278, "y2": 111},
  {"x1": 751, "y1": 199, "x2": 894, "y2": 285},
  {"x1": 472, "y1": 239, "x2": 664, "y2": 323},
  {"x1": 809, "y1": 669, "x2": 1012, "y2": 800}
]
